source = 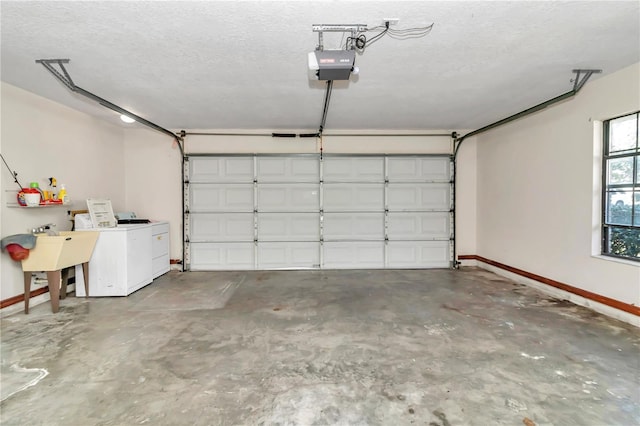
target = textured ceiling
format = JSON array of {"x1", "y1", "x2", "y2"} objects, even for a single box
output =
[{"x1": 1, "y1": 1, "x2": 639, "y2": 132}]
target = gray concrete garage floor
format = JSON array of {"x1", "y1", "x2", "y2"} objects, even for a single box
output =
[{"x1": 1, "y1": 268, "x2": 638, "y2": 425}]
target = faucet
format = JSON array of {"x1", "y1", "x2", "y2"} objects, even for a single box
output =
[{"x1": 31, "y1": 223, "x2": 58, "y2": 236}]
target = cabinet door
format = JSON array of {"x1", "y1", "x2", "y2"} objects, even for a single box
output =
[
  {"x1": 126, "y1": 227, "x2": 153, "y2": 294},
  {"x1": 80, "y1": 232, "x2": 127, "y2": 296},
  {"x1": 152, "y1": 222, "x2": 170, "y2": 279},
  {"x1": 152, "y1": 230, "x2": 170, "y2": 258}
]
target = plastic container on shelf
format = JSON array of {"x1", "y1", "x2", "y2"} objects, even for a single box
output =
[
  {"x1": 58, "y1": 184, "x2": 68, "y2": 204},
  {"x1": 17, "y1": 188, "x2": 41, "y2": 206},
  {"x1": 29, "y1": 182, "x2": 45, "y2": 202}
]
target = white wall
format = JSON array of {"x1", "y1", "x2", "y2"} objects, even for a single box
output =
[
  {"x1": 475, "y1": 63, "x2": 640, "y2": 306},
  {"x1": 455, "y1": 137, "x2": 477, "y2": 257},
  {"x1": 123, "y1": 128, "x2": 183, "y2": 261},
  {"x1": 0, "y1": 83, "x2": 126, "y2": 301}
]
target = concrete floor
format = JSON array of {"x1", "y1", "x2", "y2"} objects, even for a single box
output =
[{"x1": 0, "y1": 268, "x2": 638, "y2": 425}]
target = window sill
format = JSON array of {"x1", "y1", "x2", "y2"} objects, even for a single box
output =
[{"x1": 591, "y1": 254, "x2": 640, "y2": 267}]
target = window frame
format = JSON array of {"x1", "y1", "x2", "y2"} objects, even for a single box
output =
[{"x1": 601, "y1": 111, "x2": 640, "y2": 262}]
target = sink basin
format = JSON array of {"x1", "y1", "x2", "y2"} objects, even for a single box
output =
[
  {"x1": 20, "y1": 231, "x2": 99, "y2": 314},
  {"x1": 21, "y1": 231, "x2": 99, "y2": 272}
]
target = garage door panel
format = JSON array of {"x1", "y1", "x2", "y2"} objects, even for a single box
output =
[
  {"x1": 388, "y1": 157, "x2": 450, "y2": 182},
  {"x1": 387, "y1": 183, "x2": 450, "y2": 211},
  {"x1": 323, "y1": 213, "x2": 384, "y2": 241},
  {"x1": 324, "y1": 184, "x2": 385, "y2": 211},
  {"x1": 323, "y1": 242, "x2": 385, "y2": 269},
  {"x1": 257, "y1": 242, "x2": 319, "y2": 269},
  {"x1": 257, "y1": 157, "x2": 318, "y2": 182},
  {"x1": 258, "y1": 213, "x2": 320, "y2": 241},
  {"x1": 190, "y1": 157, "x2": 253, "y2": 183},
  {"x1": 387, "y1": 241, "x2": 450, "y2": 268},
  {"x1": 387, "y1": 212, "x2": 450, "y2": 240},
  {"x1": 323, "y1": 157, "x2": 384, "y2": 182},
  {"x1": 190, "y1": 243, "x2": 254, "y2": 270},
  {"x1": 191, "y1": 213, "x2": 254, "y2": 242},
  {"x1": 258, "y1": 184, "x2": 319, "y2": 212},
  {"x1": 188, "y1": 154, "x2": 451, "y2": 270},
  {"x1": 190, "y1": 184, "x2": 254, "y2": 212}
]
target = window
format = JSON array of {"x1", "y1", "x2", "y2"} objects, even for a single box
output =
[{"x1": 602, "y1": 111, "x2": 640, "y2": 261}]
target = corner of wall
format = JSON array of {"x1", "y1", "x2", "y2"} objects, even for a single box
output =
[
  {"x1": 455, "y1": 135, "x2": 477, "y2": 257},
  {"x1": 473, "y1": 62, "x2": 640, "y2": 307},
  {"x1": 1, "y1": 82, "x2": 127, "y2": 306},
  {"x1": 122, "y1": 128, "x2": 183, "y2": 261}
]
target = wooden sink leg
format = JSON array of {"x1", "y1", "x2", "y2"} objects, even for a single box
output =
[
  {"x1": 47, "y1": 270, "x2": 61, "y2": 313},
  {"x1": 23, "y1": 272, "x2": 32, "y2": 314},
  {"x1": 82, "y1": 262, "x2": 89, "y2": 297},
  {"x1": 60, "y1": 268, "x2": 69, "y2": 300}
]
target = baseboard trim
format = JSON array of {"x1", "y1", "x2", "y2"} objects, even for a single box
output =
[
  {"x1": 0, "y1": 287, "x2": 49, "y2": 309},
  {"x1": 458, "y1": 254, "x2": 639, "y2": 317},
  {"x1": 1, "y1": 276, "x2": 76, "y2": 310}
]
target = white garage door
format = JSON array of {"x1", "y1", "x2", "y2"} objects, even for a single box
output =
[{"x1": 185, "y1": 155, "x2": 452, "y2": 270}]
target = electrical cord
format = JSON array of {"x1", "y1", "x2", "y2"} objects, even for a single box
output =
[
  {"x1": 341, "y1": 22, "x2": 434, "y2": 52},
  {"x1": 358, "y1": 22, "x2": 434, "y2": 48},
  {"x1": 362, "y1": 21, "x2": 390, "y2": 49},
  {"x1": 387, "y1": 25, "x2": 434, "y2": 39},
  {"x1": 345, "y1": 34, "x2": 366, "y2": 50},
  {"x1": 387, "y1": 24, "x2": 434, "y2": 33},
  {"x1": 1, "y1": 153, "x2": 24, "y2": 190},
  {"x1": 364, "y1": 27, "x2": 388, "y2": 47}
]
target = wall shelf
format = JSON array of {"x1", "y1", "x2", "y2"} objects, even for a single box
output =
[
  {"x1": 5, "y1": 190, "x2": 70, "y2": 208},
  {"x1": 6, "y1": 203, "x2": 70, "y2": 208}
]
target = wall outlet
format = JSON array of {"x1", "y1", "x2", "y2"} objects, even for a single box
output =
[{"x1": 383, "y1": 18, "x2": 399, "y2": 26}]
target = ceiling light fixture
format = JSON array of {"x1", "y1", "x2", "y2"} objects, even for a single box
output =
[{"x1": 120, "y1": 114, "x2": 135, "y2": 123}]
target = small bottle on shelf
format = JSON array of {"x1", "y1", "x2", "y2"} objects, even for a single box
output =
[{"x1": 58, "y1": 184, "x2": 68, "y2": 204}]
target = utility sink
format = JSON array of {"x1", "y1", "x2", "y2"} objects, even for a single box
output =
[
  {"x1": 21, "y1": 231, "x2": 99, "y2": 272},
  {"x1": 21, "y1": 231, "x2": 99, "y2": 314}
]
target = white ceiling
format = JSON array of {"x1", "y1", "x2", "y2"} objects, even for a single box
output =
[{"x1": 1, "y1": 1, "x2": 639, "y2": 132}]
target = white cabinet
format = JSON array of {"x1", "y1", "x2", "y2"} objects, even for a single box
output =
[
  {"x1": 75, "y1": 221, "x2": 169, "y2": 297},
  {"x1": 152, "y1": 222, "x2": 170, "y2": 279}
]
